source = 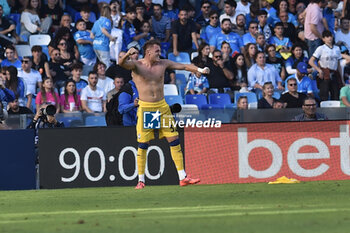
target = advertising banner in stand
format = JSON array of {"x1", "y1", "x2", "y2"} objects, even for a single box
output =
[
  {"x1": 39, "y1": 127, "x2": 183, "y2": 189},
  {"x1": 184, "y1": 121, "x2": 350, "y2": 184}
]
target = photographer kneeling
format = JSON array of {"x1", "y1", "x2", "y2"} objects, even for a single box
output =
[{"x1": 27, "y1": 104, "x2": 64, "y2": 188}]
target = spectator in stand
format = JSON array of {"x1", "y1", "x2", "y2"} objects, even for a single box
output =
[
  {"x1": 340, "y1": 80, "x2": 350, "y2": 107},
  {"x1": 221, "y1": 41, "x2": 234, "y2": 72},
  {"x1": 0, "y1": 0, "x2": 11, "y2": 16},
  {"x1": 163, "y1": 0, "x2": 179, "y2": 22},
  {"x1": 1, "y1": 45, "x2": 21, "y2": 68},
  {"x1": 94, "y1": 61, "x2": 115, "y2": 94},
  {"x1": 342, "y1": 0, "x2": 350, "y2": 19},
  {"x1": 245, "y1": 2, "x2": 259, "y2": 27},
  {"x1": 3, "y1": 66, "x2": 26, "y2": 106},
  {"x1": 268, "y1": 0, "x2": 297, "y2": 27},
  {"x1": 269, "y1": 22, "x2": 292, "y2": 59},
  {"x1": 335, "y1": 18, "x2": 350, "y2": 52},
  {"x1": 20, "y1": 0, "x2": 52, "y2": 41},
  {"x1": 210, "y1": 18, "x2": 243, "y2": 55},
  {"x1": 18, "y1": 56, "x2": 42, "y2": 109},
  {"x1": 40, "y1": 0, "x2": 64, "y2": 33},
  {"x1": 81, "y1": 71, "x2": 107, "y2": 113},
  {"x1": 110, "y1": 16, "x2": 124, "y2": 64},
  {"x1": 74, "y1": 19, "x2": 96, "y2": 67},
  {"x1": 243, "y1": 43, "x2": 257, "y2": 69},
  {"x1": 7, "y1": 98, "x2": 33, "y2": 115},
  {"x1": 31, "y1": 46, "x2": 51, "y2": 79},
  {"x1": 107, "y1": 51, "x2": 133, "y2": 83},
  {"x1": 206, "y1": 49, "x2": 234, "y2": 93},
  {"x1": 237, "y1": 96, "x2": 248, "y2": 109},
  {"x1": 59, "y1": 14, "x2": 73, "y2": 32},
  {"x1": 107, "y1": 76, "x2": 124, "y2": 102},
  {"x1": 35, "y1": 77, "x2": 60, "y2": 114},
  {"x1": 201, "y1": 10, "x2": 220, "y2": 44},
  {"x1": 60, "y1": 80, "x2": 82, "y2": 113},
  {"x1": 261, "y1": 0, "x2": 277, "y2": 18},
  {"x1": 78, "y1": 5, "x2": 94, "y2": 30},
  {"x1": 236, "y1": 0, "x2": 251, "y2": 16},
  {"x1": 0, "y1": 5, "x2": 19, "y2": 47},
  {"x1": 256, "y1": 32, "x2": 267, "y2": 52},
  {"x1": 285, "y1": 44, "x2": 310, "y2": 76},
  {"x1": 278, "y1": 10, "x2": 297, "y2": 44},
  {"x1": 266, "y1": 44, "x2": 286, "y2": 81},
  {"x1": 323, "y1": 0, "x2": 338, "y2": 35},
  {"x1": 280, "y1": 77, "x2": 307, "y2": 108},
  {"x1": 171, "y1": 8, "x2": 199, "y2": 56},
  {"x1": 219, "y1": 0, "x2": 238, "y2": 25},
  {"x1": 232, "y1": 53, "x2": 248, "y2": 91},
  {"x1": 134, "y1": 3, "x2": 150, "y2": 33},
  {"x1": 295, "y1": 11, "x2": 307, "y2": 50},
  {"x1": 248, "y1": 51, "x2": 284, "y2": 92},
  {"x1": 92, "y1": 4, "x2": 114, "y2": 68},
  {"x1": 257, "y1": 10, "x2": 272, "y2": 42},
  {"x1": 258, "y1": 82, "x2": 278, "y2": 109},
  {"x1": 195, "y1": 1, "x2": 211, "y2": 29},
  {"x1": 48, "y1": 27, "x2": 80, "y2": 61},
  {"x1": 232, "y1": 14, "x2": 247, "y2": 37},
  {"x1": 57, "y1": 38, "x2": 76, "y2": 68},
  {"x1": 110, "y1": 0, "x2": 122, "y2": 28},
  {"x1": 242, "y1": 21, "x2": 258, "y2": 45},
  {"x1": 118, "y1": 79, "x2": 138, "y2": 126},
  {"x1": 48, "y1": 48, "x2": 69, "y2": 91},
  {"x1": 186, "y1": 64, "x2": 209, "y2": 95},
  {"x1": 191, "y1": 42, "x2": 212, "y2": 67},
  {"x1": 151, "y1": 4, "x2": 171, "y2": 42},
  {"x1": 142, "y1": 0, "x2": 154, "y2": 19},
  {"x1": 285, "y1": 62, "x2": 314, "y2": 96},
  {"x1": 309, "y1": 30, "x2": 344, "y2": 101},
  {"x1": 294, "y1": 96, "x2": 328, "y2": 121},
  {"x1": 0, "y1": 74, "x2": 15, "y2": 107},
  {"x1": 137, "y1": 21, "x2": 154, "y2": 52},
  {"x1": 304, "y1": 0, "x2": 327, "y2": 58},
  {"x1": 68, "y1": 63, "x2": 88, "y2": 96}
]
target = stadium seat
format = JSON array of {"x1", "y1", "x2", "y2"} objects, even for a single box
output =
[
  {"x1": 9, "y1": 13, "x2": 21, "y2": 35},
  {"x1": 165, "y1": 95, "x2": 183, "y2": 105},
  {"x1": 177, "y1": 83, "x2": 187, "y2": 99},
  {"x1": 225, "y1": 103, "x2": 236, "y2": 109},
  {"x1": 248, "y1": 102, "x2": 258, "y2": 109},
  {"x1": 85, "y1": 115, "x2": 107, "y2": 126},
  {"x1": 320, "y1": 100, "x2": 341, "y2": 108},
  {"x1": 41, "y1": 45, "x2": 50, "y2": 58},
  {"x1": 74, "y1": 11, "x2": 97, "y2": 22},
  {"x1": 160, "y1": 42, "x2": 170, "y2": 58},
  {"x1": 185, "y1": 94, "x2": 208, "y2": 109},
  {"x1": 164, "y1": 84, "x2": 178, "y2": 96},
  {"x1": 175, "y1": 73, "x2": 187, "y2": 84},
  {"x1": 235, "y1": 92, "x2": 258, "y2": 104},
  {"x1": 208, "y1": 93, "x2": 232, "y2": 106},
  {"x1": 168, "y1": 52, "x2": 191, "y2": 64},
  {"x1": 191, "y1": 52, "x2": 198, "y2": 60},
  {"x1": 201, "y1": 104, "x2": 224, "y2": 110},
  {"x1": 29, "y1": 34, "x2": 51, "y2": 47},
  {"x1": 273, "y1": 92, "x2": 281, "y2": 99},
  {"x1": 15, "y1": 45, "x2": 32, "y2": 58}
]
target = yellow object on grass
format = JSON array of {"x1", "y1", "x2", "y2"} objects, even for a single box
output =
[{"x1": 268, "y1": 176, "x2": 300, "y2": 184}]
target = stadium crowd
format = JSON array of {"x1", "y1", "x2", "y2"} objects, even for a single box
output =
[{"x1": 0, "y1": 0, "x2": 350, "y2": 127}]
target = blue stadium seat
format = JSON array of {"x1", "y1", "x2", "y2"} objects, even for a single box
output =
[
  {"x1": 185, "y1": 94, "x2": 208, "y2": 109},
  {"x1": 85, "y1": 116, "x2": 107, "y2": 126},
  {"x1": 175, "y1": 73, "x2": 187, "y2": 84},
  {"x1": 168, "y1": 52, "x2": 191, "y2": 64},
  {"x1": 224, "y1": 103, "x2": 236, "y2": 109},
  {"x1": 161, "y1": 42, "x2": 170, "y2": 58},
  {"x1": 208, "y1": 93, "x2": 232, "y2": 106},
  {"x1": 165, "y1": 95, "x2": 183, "y2": 105},
  {"x1": 235, "y1": 92, "x2": 258, "y2": 104},
  {"x1": 177, "y1": 83, "x2": 187, "y2": 99},
  {"x1": 272, "y1": 92, "x2": 281, "y2": 99},
  {"x1": 201, "y1": 104, "x2": 223, "y2": 110}
]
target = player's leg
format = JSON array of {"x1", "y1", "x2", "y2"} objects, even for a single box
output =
[
  {"x1": 166, "y1": 136, "x2": 200, "y2": 186},
  {"x1": 137, "y1": 142, "x2": 149, "y2": 183}
]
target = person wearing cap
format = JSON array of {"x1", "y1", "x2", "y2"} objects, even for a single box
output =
[
  {"x1": 280, "y1": 77, "x2": 307, "y2": 108},
  {"x1": 284, "y1": 62, "x2": 314, "y2": 96}
]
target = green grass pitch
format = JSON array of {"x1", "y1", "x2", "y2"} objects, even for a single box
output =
[{"x1": 1, "y1": 180, "x2": 350, "y2": 233}]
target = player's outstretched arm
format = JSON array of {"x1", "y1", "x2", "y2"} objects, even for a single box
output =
[
  {"x1": 118, "y1": 47, "x2": 138, "y2": 70},
  {"x1": 166, "y1": 60, "x2": 210, "y2": 75}
]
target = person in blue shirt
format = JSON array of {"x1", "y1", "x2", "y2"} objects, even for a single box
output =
[
  {"x1": 242, "y1": 21, "x2": 258, "y2": 45},
  {"x1": 200, "y1": 10, "x2": 221, "y2": 43},
  {"x1": 284, "y1": 62, "x2": 314, "y2": 96},
  {"x1": 323, "y1": 1, "x2": 339, "y2": 35},
  {"x1": 186, "y1": 68, "x2": 209, "y2": 95},
  {"x1": 163, "y1": 0, "x2": 179, "y2": 22},
  {"x1": 0, "y1": 77, "x2": 15, "y2": 107},
  {"x1": 1, "y1": 45, "x2": 22, "y2": 69},
  {"x1": 118, "y1": 80, "x2": 139, "y2": 126},
  {"x1": 74, "y1": 19, "x2": 96, "y2": 66},
  {"x1": 209, "y1": 18, "x2": 243, "y2": 55},
  {"x1": 3, "y1": 66, "x2": 25, "y2": 104},
  {"x1": 269, "y1": 22, "x2": 292, "y2": 59},
  {"x1": 91, "y1": 5, "x2": 114, "y2": 68},
  {"x1": 137, "y1": 21, "x2": 155, "y2": 53}
]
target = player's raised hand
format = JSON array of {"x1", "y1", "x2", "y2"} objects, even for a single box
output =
[{"x1": 198, "y1": 67, "x2": 210, "y2": 75}]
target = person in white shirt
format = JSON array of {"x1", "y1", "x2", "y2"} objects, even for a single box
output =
[
  {"x1": 309, "y1": 30, "x2": 344, "y2": 101},
  {"x1": 236, "y1": 0, "x2": 251, "y2": 16},
  {"x1": 81, "y1": 71, "x2": 107, "y2": 113},
  {"x1": 335, "y1": 17, "x2": 350, "y2": 51},
  {"x1": 18, "y1": 57, "x2": 42, "y2": 109},
  {"x1": 93, "y1": 61, "x2": 115, "y2": 94},
  {"x1": 219, "y1": 0, "x2": 238, "y2": 25}
]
